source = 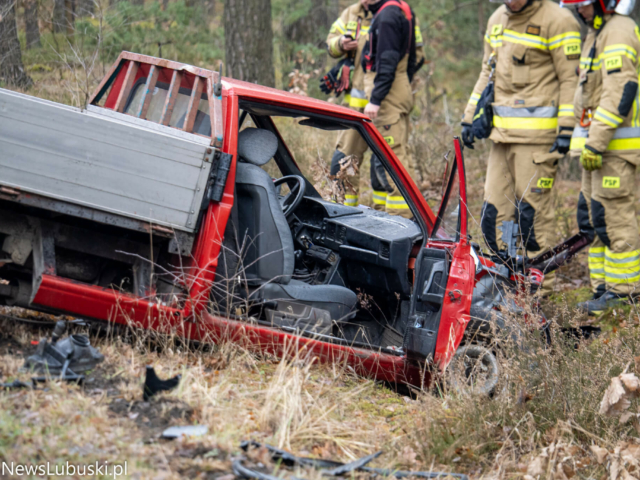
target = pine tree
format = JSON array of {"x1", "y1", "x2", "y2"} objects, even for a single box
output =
[
  {"x1": 0, "y1": 0, "x2": 32, "y2": 87},
  {"x1": 24, "y1": 0, "x2": 41, "y2": 48},
  {"x1": 224, "y1": 0, "x2": 274, "y2": 87}
]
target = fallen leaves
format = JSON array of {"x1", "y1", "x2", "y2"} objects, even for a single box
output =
[
  {"x1": 587, "y1": 442, "x2": 640, "y2": 480},
  {"x1": 600, "y1": 373, "x2": 640, "y2": 417},
  {"x1": 310, "y1": 152, "x2": 359, "y2": 205},
  {"x1": 524, "y1": 443, "x2": 581, "y2": 480}
]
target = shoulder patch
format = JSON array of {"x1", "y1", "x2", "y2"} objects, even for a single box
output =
[
  {"x1": 564, "y1": 43, "x2": 581, "y2": 58},
  {"x1": 605, "y1": 55, "x2": 623, "y2": 71},
  {"x1": 490, "y1": 24, "x2": 503, "y2": 36},
  {"x1": 526, "y1": 25, "x2": 541, "y2": 36}
]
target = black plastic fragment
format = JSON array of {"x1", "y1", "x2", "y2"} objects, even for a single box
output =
[
  {"x1": 143, "y1": 366, "x2": 181, "y2": 401},
  {"x1": 232, "y1": 460, "x2": 283, "y2": 480},
  {"x1": 321, "y1": 451, "x2": 382, "y2": 476},
  {"x1": 239, "y1": 441, "x2": 469, "y2": 480}
]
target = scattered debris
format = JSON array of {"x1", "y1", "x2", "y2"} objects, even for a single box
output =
[
  {"x1": 143, "y1": 365, "x2": 181, "y2": 401},
  {"x1": 161, "y1": 425, "x2": 208, "y2": 439},
  {"x1": 600, "y1": 371, "x2": 640, "y2": 418},
  {"x1": 238, "y1": 441, "x2": 469, "y2": 480},
  {"x1": 1, "y1": 379, "x2": 31, "y2": 389},
  {"x1": 524, "y1": 442, "x2": 582, "y2": 480},
  {"x1": 22, "y1": 320, "x2": 103, "y2": 384}
]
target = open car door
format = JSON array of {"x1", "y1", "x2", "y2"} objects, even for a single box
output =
[{"x1": 404, "y1": 138, "x2": 475, "y2": 371}]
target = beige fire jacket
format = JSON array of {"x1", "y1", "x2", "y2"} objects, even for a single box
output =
[
  {"x1": 462, "y1": 0, "x2": 581, "y2": 144},
  {"x1": 326, "y1": 2, "x2": 424, "y2": 110},
  {"x1": 570, "y1": 14, "x2": 640, "y2": 165}
]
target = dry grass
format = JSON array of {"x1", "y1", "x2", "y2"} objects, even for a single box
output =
[{"x1": 5, "y1": 58, "x2": 640, "y2": 480}]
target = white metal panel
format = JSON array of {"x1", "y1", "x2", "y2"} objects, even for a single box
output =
[{"x1": 0, "y1": 88, "x2": 213, "y2": 232}]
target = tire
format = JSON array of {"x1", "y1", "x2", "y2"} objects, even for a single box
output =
[{"x1": 446, "y1": 344, "x2": 500, "y2": 396}]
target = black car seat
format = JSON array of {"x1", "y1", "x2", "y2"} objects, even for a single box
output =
[{"x1": 216, "y1": 128, "x2": 357, "y2": 327}]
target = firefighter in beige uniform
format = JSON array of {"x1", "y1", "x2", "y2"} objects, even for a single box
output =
[
  {"x1": 562, "y1": 0, "x2": 640, "y2": 314},
  {"x1": 461, "y1": 0, "x2": 581, "y2": 293},
  {"x1": 325, "y1": 0, "x2": 423, "y2": 212},
  {"x1": 361, "y1": 0, "x2": 421, "y2": 218}
]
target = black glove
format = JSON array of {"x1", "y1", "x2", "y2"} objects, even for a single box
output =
[
  {"x1": 320, "y1": 58, "x2": 354, "y2": 96},
  {"x1": 550, "y1": 129, "x2": 572, "y2": 154},
  {"x1": 320, "y1": 66, "x2": 340, "y2": 95},
  {"x1": 461, "y1": 122, "x2": 475, "y2": 150}
]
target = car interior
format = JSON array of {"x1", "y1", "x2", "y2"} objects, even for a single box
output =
[{"x1": 210, "y1": 102, "x2": 428, "y2": 352}]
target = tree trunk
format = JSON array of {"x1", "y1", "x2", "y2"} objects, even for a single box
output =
[
  {"x1": 24, "y1": 0, "x2": 41, "y2": 48},
  {"x1": 0, "y1": 0, "x2": 32, "y2": 87},
  {"x1": 76, "y1": 0, "x2": 94, "y2": 17},
  {"x1": 224, "y1": 0, "x2": 274, "y2": 87},
  {"x1": 327, "y1": 0, "x2": 340, "y2": 24},
  {"x1": 477, "y1": 0, "x2": 485, "y2": 43},
  {"x1": 53, "y1": 0, "x2": 63, "y2": 32},
  {"x1": 284, "y1": 0, "x2": 328, "y2": 47}
]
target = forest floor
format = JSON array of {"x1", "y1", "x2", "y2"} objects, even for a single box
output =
[{"x1": 4, "y1": 60, "x2": 640, "y2": 479}]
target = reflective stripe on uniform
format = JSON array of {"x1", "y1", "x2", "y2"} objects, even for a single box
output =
[
  {"x1": 605, "y1": 248, "x2": 640, "y2": 284},
  {"x1": 330, "y1": 19, "x2": 346, "y2": 35},
  {"x1": 328, "y1": 36, "x2": 343, "y2": 57},
  {"x1": 484, "y1": 34, "x2": 503, "y2": 48},
  {"x1": 579, "y1": 44, "x2": 637, "y2": 70},
  {"x1": 373, "y1": 191, "x2": 388, "y2": 205},
  {"x1": 594, "y1": 107, "x2": 624, "y2": 128},
  {"x1": 486, "y1": 29, "x2": 580, "y2": 51},
  {"x1": 603, "y1": 44, "x2": 637, "y2": 63},
  {"x1": 415, "y1": 25, "x2": 423, "y2": 46},
  {"x1": 468, "y1": 92, "x2": 481, "y2": 106},
  {"x1": 588, "y1": 246, "x2": 605, "y2": 280},
  {"x1": 386, "y1": 195, "x2": 410, "y2": 210},
  {"x1": 493, "y1": 106, "x2": 558, "y2": 130},
  {"x1": 570, "y1": 125, "x2": 640, "y2": 151},
  {"x1": 349, "y1": 88, "x2": 368, "y2": 108},
  {"x1": 344, "y1": 194, "x2": 358, "y2": 207},
  {"x1": 558, "y1": 104, "x2": 574, "y2": 117}
]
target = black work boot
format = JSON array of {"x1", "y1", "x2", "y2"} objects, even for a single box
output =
[{"x1": 577, "y1": 292, "x2": 630, "y2": 316}]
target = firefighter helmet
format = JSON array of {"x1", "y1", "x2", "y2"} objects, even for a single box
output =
[{"x1": 560, "y1": 0, "x2": 635, "y2": 15}]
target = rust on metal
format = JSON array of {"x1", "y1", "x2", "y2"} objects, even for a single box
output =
[
  {"x1": 183, "y1": 76, "x2": 203, "y2": 133},
  {"x1": 159, "y1": 70, "x2": 182, "y2": 126},
  {"x1": 0, "y1": 186, "x2": 21, "y2": 197},
  {"x1": 89, "y1": 53, "x2": 126, "y2": 106},
  {"x1": 208, "y1": 76, "x2": 224, "y2": 149},
  {"x1": 87, "y1": 51, "x2": 225, "y2": 145},
  {"x1": 118, "y1": 51, "x2": 213, "y2": 78},
  {"x1": 114, "y1": 61, "x2": 139, "y2": 113},
  {"x1": 137, "y1": 64, "x2": 160, "y2": 119}
]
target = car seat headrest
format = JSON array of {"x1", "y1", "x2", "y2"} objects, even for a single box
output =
[{"x1": 237, "y1": 128, "x2": 278, "y2": 166}]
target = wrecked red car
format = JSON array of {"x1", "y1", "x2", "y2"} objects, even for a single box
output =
[{"x1": 0, "y1": 52, "x2": 585, "y2": 389}]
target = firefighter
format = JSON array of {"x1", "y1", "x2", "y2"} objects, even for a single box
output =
[
  {"x1": 323, "y1": 0, "x2": 423, "y2": 212},
  {"x1": 562, "y1": 0, "x2": 640, "y2": 314},
  {"x1": 361, "y1": 0, "x2": 422, "y2": 218},
  {"x1": 461, "y1": 0, "x2": 581, "y2": 294}
]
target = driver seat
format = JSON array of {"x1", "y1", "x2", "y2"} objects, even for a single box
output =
[{"x1": 228, "y1": 128, "x2": 357, "y2": 325}]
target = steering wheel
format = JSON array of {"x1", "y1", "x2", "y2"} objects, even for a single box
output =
[{"x1": 273, "y1": 175, "x2": 306, "y2": 218}]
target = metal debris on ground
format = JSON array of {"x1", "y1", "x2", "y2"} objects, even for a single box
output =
[
  {"x1": 23, "y1": 320, "x2": 103, "y2": 384},
  {"x1": 143, "y1": 365, "x2": 181, "y2": 401},
  {"x1": 237, "y1": 441, "x2": 469, "y2": 480},
  {"x1": 1, "y1": 379, "x2": 32, "y2": 389},
  {"x1": 161, "y1": 425, "x2": 208, "y2": 439}
]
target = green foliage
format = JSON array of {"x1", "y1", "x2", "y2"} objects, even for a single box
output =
[{"x1": 84, "y1": 1, "x2": 223, "y2": 66}]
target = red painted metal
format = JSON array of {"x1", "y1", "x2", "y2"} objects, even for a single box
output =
[
  {"x1": 19, "y1": 54, "x2": 477, "y2": 388},
  {"x1": 432, "y1": 138, "x2": 474, "y2": 371}
]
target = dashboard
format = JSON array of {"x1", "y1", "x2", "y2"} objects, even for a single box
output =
[{"x1": 291, "y1": 197, "x2": 423, "y2": 296}]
